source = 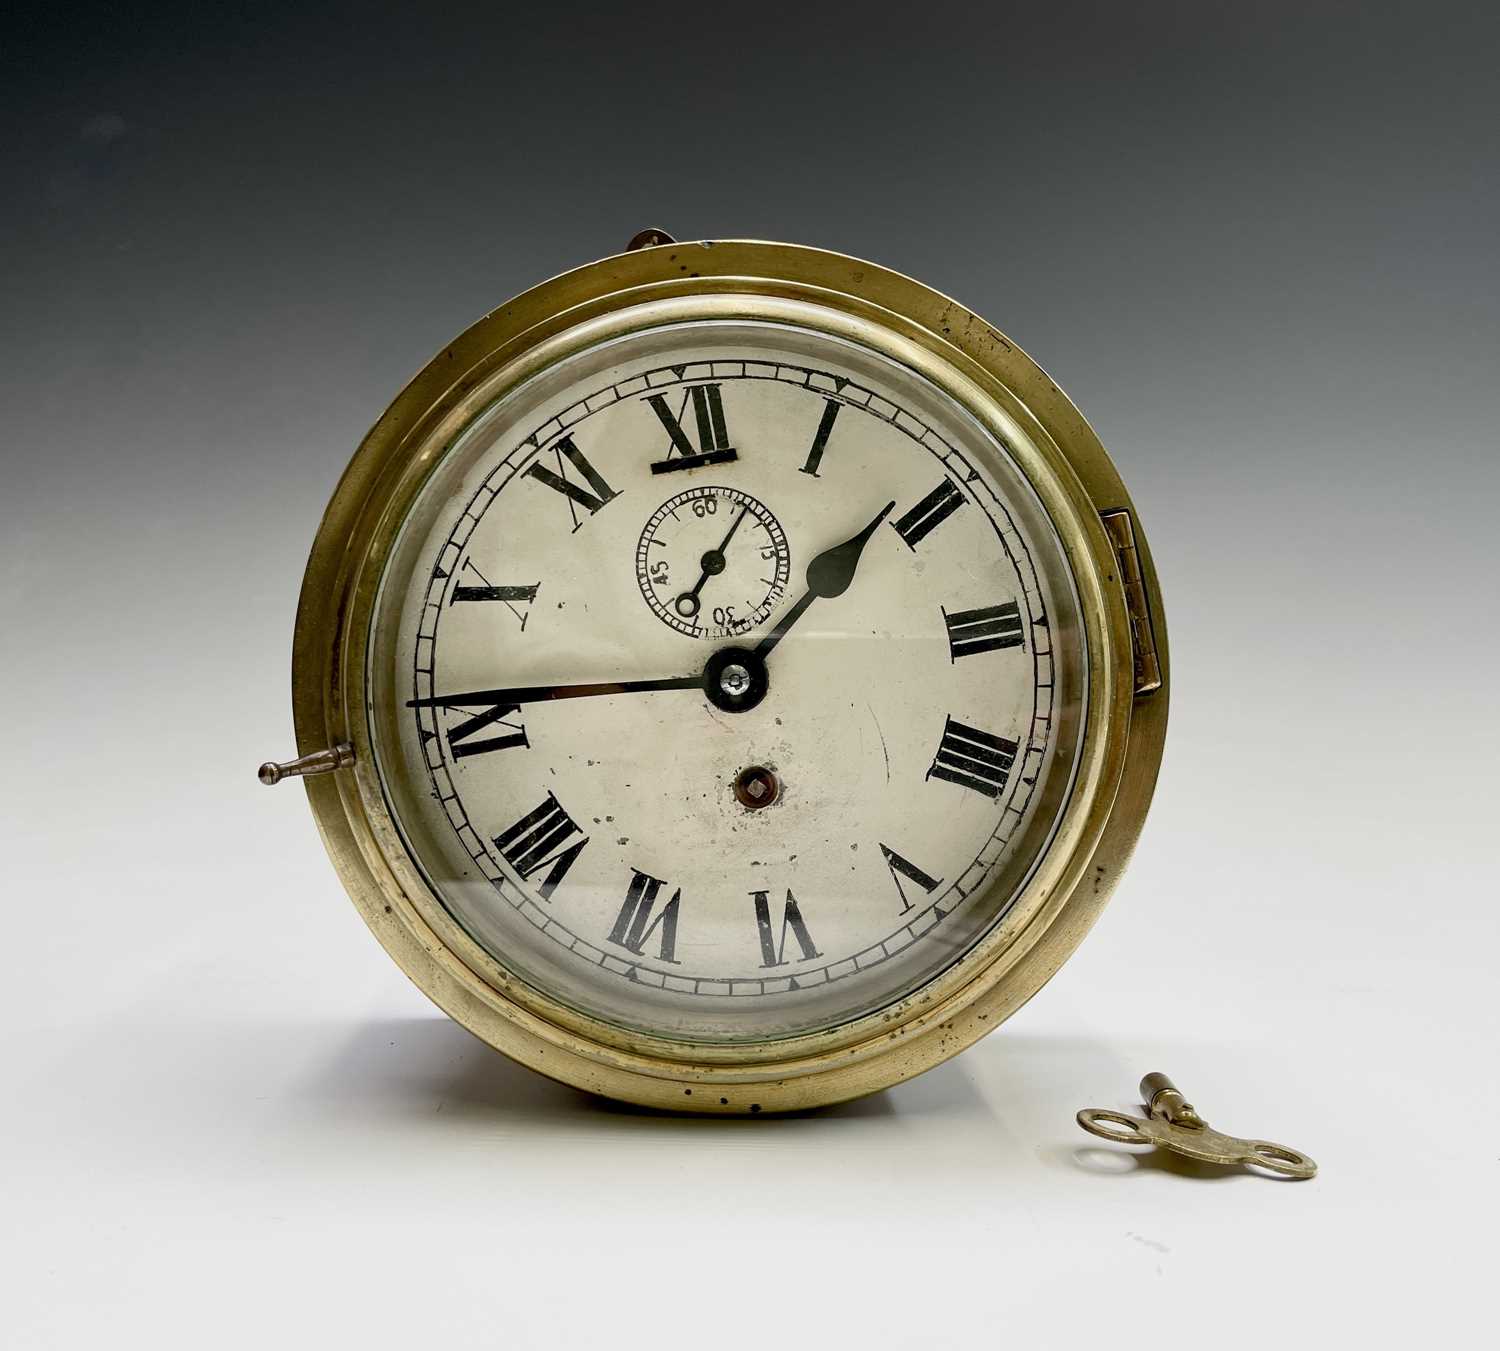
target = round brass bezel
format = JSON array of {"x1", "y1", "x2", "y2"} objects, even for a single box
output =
[{"x1": 291, "y1": 240, "x2": 1169, "y2": 1111}]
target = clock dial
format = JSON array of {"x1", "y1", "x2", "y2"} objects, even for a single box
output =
[{"x1": 368, "y1": 317, "x2": 1087, "y2": 1042}]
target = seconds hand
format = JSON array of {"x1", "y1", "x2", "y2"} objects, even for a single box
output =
[{"x1": 673, "y1": 503, "x2": 750, "y2": 619}]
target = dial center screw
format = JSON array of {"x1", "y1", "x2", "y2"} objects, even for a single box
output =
[{"x1": 701, "y1": 645, "x2": 769, "y2": 714}]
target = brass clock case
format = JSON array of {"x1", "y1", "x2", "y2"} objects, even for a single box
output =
[{"x1": 289, "y1": 240, "x2": 1169, "y2": 1111}]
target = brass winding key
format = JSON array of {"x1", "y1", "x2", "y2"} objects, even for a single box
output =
[{"x1": 1077, "y1": 1073, "x2": 1317, "y2": 1179}]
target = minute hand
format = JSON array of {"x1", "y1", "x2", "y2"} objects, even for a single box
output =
[
  {"x1": 755, "y1": 500, "x2": 895, "y2": 660},
  {"x1": 407, "y1": 674, "x2": 702, "y2": 709}
]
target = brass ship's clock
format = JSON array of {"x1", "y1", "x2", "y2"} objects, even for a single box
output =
[{"x1": 261, "y1": 234, "x2": 1168, "y2": 1111}]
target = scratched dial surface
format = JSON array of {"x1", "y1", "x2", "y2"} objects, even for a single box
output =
[{"x1": 368, "y1": 318, "x2": 1087, "y2": 1042}]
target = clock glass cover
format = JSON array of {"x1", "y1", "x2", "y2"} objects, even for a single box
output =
[{"x1": 367, "y1": 315, "x2": 1087, "y2": 1043}]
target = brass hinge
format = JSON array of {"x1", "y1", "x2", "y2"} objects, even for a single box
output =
[{"x1": 1100, "y1": 509, "x2": 1162, "y2": 697}]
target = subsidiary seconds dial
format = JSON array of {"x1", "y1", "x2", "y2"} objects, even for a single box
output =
[{"x1": 635, "y1": 485, "x2": 791, "y2": 639}]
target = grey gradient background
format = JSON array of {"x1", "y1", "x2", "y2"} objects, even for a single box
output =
[{"x1": 3, "y1": 4, "x2": 1496, "y2": 1347}]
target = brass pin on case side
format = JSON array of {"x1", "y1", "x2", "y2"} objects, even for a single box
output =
[{"x1": 258, "y1": 743, "x2": 354, "y2": 786}]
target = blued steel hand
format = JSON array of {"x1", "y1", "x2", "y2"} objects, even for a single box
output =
[
  {"x1": 674, "y1": 503, "x2": 750, "y2": 619},
  {"x1": 407, "y1": 674, "x2": 702, "y2": 710},
  {"x1": 754, "y1": 500, "x2": 896, "y2": 659}
]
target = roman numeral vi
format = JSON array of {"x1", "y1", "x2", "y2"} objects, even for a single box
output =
[{"x1": 607, "y1": 869, "x2": 682, "y2": 963}]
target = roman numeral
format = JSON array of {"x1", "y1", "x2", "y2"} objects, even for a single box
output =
[
  {"x1": 879, "y1": 844, "x2": 943, "y2": 914},
  {"x1": 452, "y1": 583, "x2": 538, "y2": 604},
  {"x1": 440, "y1": 701, "x2": 528, "y2": 759},
  {"x1": 926, "y1": 716, "x2": 1018, "y2": 799},
  {"x1": 798, "y1": 398, "x2": 842, "y2": 477},
  {"x1": 892, "y1": 478, "x2": 964, "y2": 549},
  {"x1": 448, "y1": 561, "x2": 539, "y2": 629},
  {"x1": 607, "y1": 869, "x2": 682, "y2": 963},
  {"x1": 752, "y1": 889, "x2": 821, "y2": 967},
  {"x1": 647, "y1": 384, "x2": 737, "y2": 474},
  {"x1": 943, "y1": 601, "x2": 1023, "y2": 660},
  {"x1": 493, "y1": 793, "x2": 588, "y2": 900},
  {"x1": 524, "y1": 435, "x2": 618, "y2": 530}
]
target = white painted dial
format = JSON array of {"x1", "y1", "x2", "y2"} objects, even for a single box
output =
[{"x1": 367, "y1": 316, "x2": 1087, "y2": 1042}]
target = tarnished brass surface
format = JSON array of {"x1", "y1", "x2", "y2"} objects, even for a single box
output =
[
  {"x1": 1078, "y1": 1073, "x2": 1317, "y2": 1178},
  {"x1": 288, "y1": 239, "x2": 1170, "y2": 1111}
]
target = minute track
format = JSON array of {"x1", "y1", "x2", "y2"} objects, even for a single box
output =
[{"x1": 389, "y1": 333, "x2": 1066, "y2": 1034}]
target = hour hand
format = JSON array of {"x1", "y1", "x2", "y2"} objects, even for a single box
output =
[
  {"x1": 755, "y1": 500, "x2": 895, "y2": 658},
  {"x1": 407, "y1": 674, "x2": 702, "y2": 709}
]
